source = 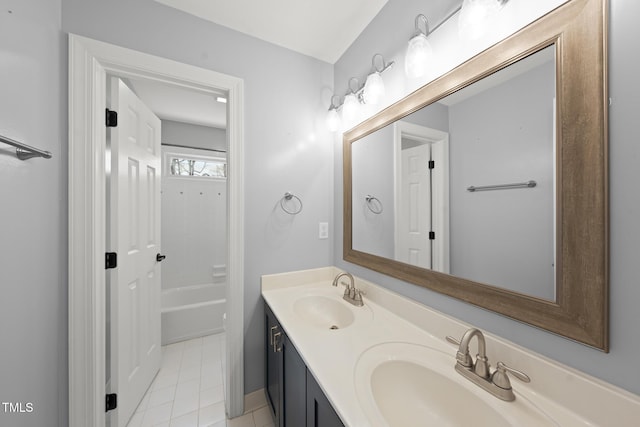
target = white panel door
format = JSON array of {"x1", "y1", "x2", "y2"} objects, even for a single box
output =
[
  {"x1": 397, "y1": 142, "x2": 432, "y2": 268},
  {"x1": 108, "y1": 77, "x2": 162, "y2": 427}
]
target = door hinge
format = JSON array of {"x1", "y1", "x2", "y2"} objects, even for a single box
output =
[
  {"x1": 428, "y1": 160, "x2": 435, "y2": 169},
  {"x1": 105, "y1": 109, "x2": 118, "y2": 127},
  {"x1": 429, "y1": 231, "x2": 436, "y2": 240},
  {"x1": 105, "y1": 393, "x2": 117, "y2": 412},
  {"x1": 105, "y1": 252, "x2": 118, "y2": 269}
]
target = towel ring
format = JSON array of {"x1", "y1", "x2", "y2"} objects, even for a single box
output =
[
  {"x1": 365, "y1": 195, "x2": 383, "y2": 214},
  {"x1": 280, "y1": 192, "x2": 303, "y2": 215}
]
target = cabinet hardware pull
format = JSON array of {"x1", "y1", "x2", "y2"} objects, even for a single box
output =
[
  {"x1": 272, "y1": 332, "x2": 282, "y2": 353},
  {"x1": 270, "y1": 325, "x2": 279, "y2": 345}
]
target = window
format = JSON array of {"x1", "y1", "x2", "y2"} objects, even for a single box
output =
[{"x1": 169, "y1": 156, "x2": 226, "y2": 178}]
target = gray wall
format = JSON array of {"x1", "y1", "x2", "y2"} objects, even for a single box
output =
[
  {"x1": 162, "y1": 119, "x2": 226, "y2": 152},
  {"x1": 448, "y1": 59, "x2": 555, "y2": 300},
  {"x1": 403, "y1": 101, "x2": 450, "y2": 133},
  {"x1": 0, "y1": 1, "x2": 68, "y2": 426},
  {"x1": 334, "y1": 0, "x2": 640, "y2": 396},
  {"x1": 351, "y1": 123, "x2": 395, "y2": 258}
]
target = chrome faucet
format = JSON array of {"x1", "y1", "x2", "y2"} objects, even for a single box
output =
[
  {"x1": 446, "y1": 328, "x2": 530, "y2": 401},
  {"x1": 332, "y1": 272, "x2": 364, "y2": 307}
]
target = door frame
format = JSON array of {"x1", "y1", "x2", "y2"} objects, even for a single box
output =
[
  {"x1": 68, "y1": 34, "x2": 245, "y2": 427},
  {"x1": 393, "y1": 120, "x2": 450, "y2": 273}
]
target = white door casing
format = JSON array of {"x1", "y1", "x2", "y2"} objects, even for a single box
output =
[
  {"x1": 108, "y1": 78, "x2": 162, "y2": 426},
  {"x1": 68, "y1": 35, "x2": 245, "y2": 427},
  {"x1": 393, "y1": 121, "x2": 450, "y2": 274}
]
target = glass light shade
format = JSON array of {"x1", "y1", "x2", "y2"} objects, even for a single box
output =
[
  {"x1": 459, "y1": 0, "x2": 503, "y2": 41},
  {"x1": 326, "y1": 109, "x2": 340, "y2": 132},
  {"x1": 404, "y1": 33, "x2": 432, "y2": 78},
  {"x1": 363, "y1": 72, "x2": 385, "y2": 105},
  {"x1": 342, "y1": 93, "x2": 359, "y2": 127}
]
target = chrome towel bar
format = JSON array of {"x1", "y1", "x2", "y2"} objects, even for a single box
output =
[
  {"x1": 0, "y1": 134, "x2": 52, "y2": 160},
  {"x1": 467, "y1": 180, "x2": 536, "y2": 192}
]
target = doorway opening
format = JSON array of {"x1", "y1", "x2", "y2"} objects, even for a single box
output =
[
  {"x1": 68, "y1": 34, "x2": 245, "y2": 427},
  {"x1": 104, "y1": 75, "x2": 231, "y2": 426}
]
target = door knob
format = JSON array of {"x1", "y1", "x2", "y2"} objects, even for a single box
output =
[{"x1": 156, "y1": 253, "x2": 166, "y2": 262}]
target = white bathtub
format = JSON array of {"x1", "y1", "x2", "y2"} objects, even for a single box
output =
[{"x1": 161, "y1": 283, "x2": 226, "y2": 345}]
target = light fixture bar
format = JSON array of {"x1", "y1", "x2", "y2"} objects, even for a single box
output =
[{"x1": 431, "y1": 5, "x2": 463, "y2": 35}]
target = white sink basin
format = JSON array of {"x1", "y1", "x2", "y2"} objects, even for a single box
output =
[
  {"x1": 293, "y1": 295, "x2": 356, "y2": 329},
  {"x1": 354, "y1": 342, "x2": 557, "y2": 427}
]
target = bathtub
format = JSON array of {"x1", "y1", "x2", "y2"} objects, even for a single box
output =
[{"x1": 161, "y1": 283, "x2": 226, "y2": 345}]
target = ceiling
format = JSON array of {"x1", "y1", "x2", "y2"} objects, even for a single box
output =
[
  {"x1": 154, "y1": 0, "x2": 389, "y2": 64},
  {"x1": 131, "y1": 0, "x2": 391, "y2": 128},
  {"x1": 126, "y1": 78, "x2": 227, "y2": 129}
]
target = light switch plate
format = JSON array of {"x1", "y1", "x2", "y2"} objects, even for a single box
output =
[{"x1": 319, "y1": 222, "x2": 329, "y2": 239}]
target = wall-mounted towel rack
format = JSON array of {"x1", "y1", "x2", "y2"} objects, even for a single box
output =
[
  {"x1": 467, "y1": 180, "x2": 536, "y2": 192},
  {"x1": 365, "y1": 195, "x2": 383, "y2": 214},
  {"x1": 280, "y1": 192, "x2": 303, "y2": 215},
  {"x1": 0, "y1": 134, "x2": 52, "y2": 160}
]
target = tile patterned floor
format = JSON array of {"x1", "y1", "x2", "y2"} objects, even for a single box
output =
[{"x1": 126, "y1": 333, "x2": 274, "y2": 427}]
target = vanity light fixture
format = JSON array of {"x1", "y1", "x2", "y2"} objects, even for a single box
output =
[
  {"x1": 326, "y1": 55, "x2": 394, "y2": 132},
  {"x1": 459, "y1": 0, "x2": 510, "y2": 40},
  {"x1": 405, "y1": 14, "x2": 433, "y2": 78},
  {"x1": 326, "y1": 95, "x2": 342, "y2": 133},
  {"x1": 342, "y1": 77, "x2": 362, "y2": 128},
  {"x1": 216, "y1": 96, "x2": 227, "y2": 103},
  {"x1": 327, "y1": 2, "x2": 512, "y2": 131},
  {"x1": 363, "y1": 54, "x2": 394, "y2": 105}
]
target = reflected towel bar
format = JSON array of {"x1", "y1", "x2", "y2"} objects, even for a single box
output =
[
  {"x1": 0, "y1": 134, "x2": 52, "y2": 160},
  {"x1": 467, "y1": 180, "x2": 536, "y2": 192}
]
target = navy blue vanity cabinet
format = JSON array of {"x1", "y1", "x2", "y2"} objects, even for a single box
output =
[
  {"x1": 265, "y1": 303, "x2": 283, "y2": 426},
  {"x1": 264, "y1": 302, "x2": 308, "y2": 427},
  {"x1": 306, "y1": 370, "x2": 345, "y2": 427},
  {"x1": 283, "y1": 333, "x2": 307, "y2": 426}
]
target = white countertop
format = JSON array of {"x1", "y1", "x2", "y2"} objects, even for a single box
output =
[{"x1": 261, "y1": 267, "x2": 640, "y2": 427}]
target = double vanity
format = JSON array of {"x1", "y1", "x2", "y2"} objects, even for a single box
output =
[
  {"x1": 261, "y1": 1, "x2": 629, "y2": 425},
  {"x1": 262, "y1": 267, "x2": 640, "y2": 427}
]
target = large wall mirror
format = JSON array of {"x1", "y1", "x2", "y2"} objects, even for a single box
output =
[{"x1": 343, "y1": 0, "x2": 608, "y2": 350}]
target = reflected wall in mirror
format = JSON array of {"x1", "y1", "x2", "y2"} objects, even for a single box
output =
[
  {"x1": 352, "y1": 45, "x2": 557, "y2": 302},
  {"x1": 343, "y1": 0, "x2": 608, "y2": 350}
]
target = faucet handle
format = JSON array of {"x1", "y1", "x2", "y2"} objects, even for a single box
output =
[
  {"x1": 445, "y1": 336, "x2": 460, "y2": 346},
  {"x1": 339, "y1": 281, "x2": 353, "y2": 299},
  {"x1": 353, "y1": 289, "x2": 365, "y2": 305},
  {"x1": 337, "y1": 280, "x2": 350, "y2": 296},
  {"x1": 491, "y1": 361, "x2": 531, "y2": 390},
  {"x1": 354, "y1": 288, "x2": 366, "y2": 295}
]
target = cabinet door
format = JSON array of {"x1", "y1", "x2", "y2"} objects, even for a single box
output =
[
  {"x1": 306, "y1": 370, "x2": 345, "y2": 427},
  {"x1": 265, "y1": 303, "x2": 283, "y2": 426},
  {"x1": 283, "y1": 334, "x2": 306, "y2": 426}
]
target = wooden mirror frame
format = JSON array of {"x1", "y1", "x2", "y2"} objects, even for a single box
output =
[{"x1": 343, "y1": 0, "x2": 608, "y2": 350}]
